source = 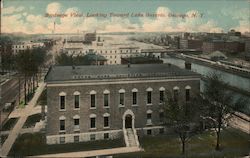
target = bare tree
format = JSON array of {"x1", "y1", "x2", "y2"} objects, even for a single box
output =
[
  {"x1": 164, "y1": 90, "x2": 201, "y2": 156},
  {"x1": 201, "y1": 73, "x2": 247, "y2": 150}
]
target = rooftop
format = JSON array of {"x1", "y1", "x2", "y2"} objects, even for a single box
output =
[{"x1": 45, "y1": 64, "x2": 200, "y2": 82}]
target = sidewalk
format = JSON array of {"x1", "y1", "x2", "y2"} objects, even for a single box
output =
[
  {"x1": 33, "y1": 146, "x2": 143, "y2": 158},
  {"x1": 0, "y1": 82, "x2": 45, "y2": 157},
  {"x1": 8, "y1": 105, "x2": 46, "y2": 119}
]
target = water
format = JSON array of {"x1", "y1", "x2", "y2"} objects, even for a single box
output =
[{"x1": 162, "y1": 57, "x2": 250, "y2": 114}]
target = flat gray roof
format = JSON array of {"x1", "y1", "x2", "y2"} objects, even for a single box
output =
[{"x1": 45, "y1": 64, "x2": 200, "y2": 82}]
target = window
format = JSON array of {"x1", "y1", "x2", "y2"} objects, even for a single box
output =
[
  {"x1": 90, "y1": 134, "x2": 96, "y2": 141},
  {"x1": 120, "y1": 93, "x2": 124, "y2": 106},
  {"x1": 60, "y1": 96, "x2": 65, "y2": 110},
  {"x1": 173, "y1": 87, "x2": 179, "y2": 102},
  {"x1": 159, "y1": 91, "x2": 164, "y2": 103},
  {"x1": 74, "y1": 95, "x2": 79, "y2": 109},
  {"x1": 146, "y1": 87, "x2": 153, "y2": 104},
  {"x1": 91, "y1": 94, "x2": 96, "y2": 108},
  {"x1": 147, "y1": 129, "x2": 152, "y2": 135},
  {"x1": 104, "y1": 133, "x2": 109, "y2": 139},
  {"x1": 104, "y1": 94, "x2": 109, "y2": 107},
  {"x1": 147, "y1": 110, "x2": 152, "y2": 125},
  {"x1": 74, "y1": 118, "x2": 80, "y2": 130},
  {"x1": 186, "y1": 89, "x2": 190, "y2": 101},
  {"x1": 132, "y1": 92, "x2": 137, "y2": 105},
  {"x1": 90, "y1": 118, "x2": 96, "y2": 129},
  {"x1": 159, "y1": 112, "x2": 164, "y2": 123},
  {"x1": 60, "y1": 137, "x2": 65, "y2": 144},
  {"x1": 147, "y1": 91, "x2": 152, "y2": 104},
  {"x1": 60, "y1": 120, "x2": 65, "y2": 131},
  {"x1": 74, "y1": 136, "x2": 79, "y2": 142},
  {"x1": 104, "y1": 116, "x2": 109, "y2": 127}
]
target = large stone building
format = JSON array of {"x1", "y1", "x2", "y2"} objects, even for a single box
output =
[
  {"x1": 45, "y1": 64, "x2": 200, "y2": 145},
  {"x1": 12, "y1": 41, "x2": 45, "y2": 54}
]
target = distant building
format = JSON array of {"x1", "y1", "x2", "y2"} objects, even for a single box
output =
[
  {"x1": 245, "y1": 39, "x2": 250, "y2": 53},
  {"x1": 12, "y1": 41, "x2": 44, "y2": 54},
  {"x1": 84, "y1": 32, "x2": 96, "y2": 44},
  {"x1": 180, "y1": 39, "x2": 203, "y2": 50},
  {"x1": 45, "y1": 64, "x2": 200, "y2": 145},
  {"x1": 63, "y1": 36, "x2": 165, "y2": 65},
  {"x1": 202, "y1": 40, "x2": 245, "y2": 53}
]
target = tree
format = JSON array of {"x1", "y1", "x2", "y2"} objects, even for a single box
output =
[
  {"x1": 164, "y1": 90, "x2": 201, "y2": 156},
  {"x1": 15, "y1": 47, "x2": 47, "y2": 104},
  {"x1": 201, "y1": 73, "x2": 247, "y2": 150},
  {"x1": 0, "y1": 36, "x2": 14, "y2": 73}
]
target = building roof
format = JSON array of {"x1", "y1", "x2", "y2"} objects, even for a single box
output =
[{"x1": 45, "y1": 64, "x2": 200, "y2": 82}]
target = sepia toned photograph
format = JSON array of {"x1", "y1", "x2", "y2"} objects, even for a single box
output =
[{"x1": 0, "y1": 0, "x2": 249, "y2": 157}]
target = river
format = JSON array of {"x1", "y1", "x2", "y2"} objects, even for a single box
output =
[{"x1": 162, "y1": 57, "x2": 250, "y2": 115}]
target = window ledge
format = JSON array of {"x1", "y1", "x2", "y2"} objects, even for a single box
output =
[
  {"x1": 90, "y1": 128, "x2": 97, "y2": 130},
  {"x1": 59, "y1": 130, "x2": 66, "y2": 133},
  {"x1": 90, "y1": 107, "x2": 96, "y2": 110},
  {"x1": 118, "y1": 104, "x2": 125, "y2": 108},
  {"x1": 146, "y1": 103, "x2": 153, "y2": 106},
  {"x1": 74, "y1": 108, "x2": 80, "y2": 110},
  {"x1": 74, "y1": 128, "x2": 80, "y2": 132},
  {"x1": 132, "y1": 104, "x2": 138, "y2": 107},
  {"x1": 103, "y1": 106, "x2": 110, "y2": 109},
  {"x1": 146, "y1": 123, "x2": 153, "y2": 126},
  {"x1": 103, "y1": 126, "x2": 110, "y2": 129},
  {"x1": 59, "y1": 109, "x2": 66, "y2": 112}
]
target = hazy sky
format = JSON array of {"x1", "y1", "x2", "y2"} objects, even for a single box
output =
[{"x1": 2, "y1": 0, "x2": 250, "y2": 34}]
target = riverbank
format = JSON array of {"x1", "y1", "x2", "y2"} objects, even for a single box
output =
[{"x1": 175, "y1": 54, "x2": 250, "y2": 79}]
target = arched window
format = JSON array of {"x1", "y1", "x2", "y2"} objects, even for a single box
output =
[
  {"x1": 90, "y1": 90, "x2": 96, "y2": 108},
  {"x1": 73, "y1": 91, "x2": 80, "y2": 109},
  {"x1": 89, "y1": 114, "x2": 96, "y2": 129},
  {"x1": 185, "y1": 86, "x2": 191, "y2": 101},
  {"x1": 146, "y1": 110, "x2": 153, "y2": 125},
  {"x1": 59, "y1": 116, "x2": 66, "y2": 131},
  {"x1": 146, "y1": 87, "x2": 153, "y2": 104},
  {"x1": 59, "y1": 92, "x2": 66, "y2": 110},
  {"x1": 159, "y1": 87, "x2": 165, "y2": 103},
  {"x1": 173, "y1": 86, "x2": 180, "y2": 102},
  {"x1": 103, "y1": 90, "x2": 110, "y2": 107},
  {"x1": 132, "y1": 88, "x2": 138, "y2": 105},
  {"x1": 103, "y1": 113, "x2": 110, "y2": 128},
  {"x1": 119, "y1": 89, "x2": 125, "y2": 106}
]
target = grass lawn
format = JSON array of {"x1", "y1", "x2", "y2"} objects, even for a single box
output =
[
  {"x1": 1, "y1": 134, "x2": 8, "y2": 145},
  {"x1": 23, "y1": 113, "x2": 42, "y2": 128},
  {"x1": 9, "y1": 133, "x2": 124, "y2": 156},
  {"x1": 1, "y1": 118, "x2": 19, "y2": 131},
  {"x1": 115, "y1": 127, "x2": 250, "y2": 158}
]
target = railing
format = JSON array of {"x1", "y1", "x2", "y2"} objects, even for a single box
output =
[
  {"x1": 123, "y1": 128, "x2": 129, "y2": 147},
  {"x1": 132, "y1": 128, "x2": 140, "y2": 147}
]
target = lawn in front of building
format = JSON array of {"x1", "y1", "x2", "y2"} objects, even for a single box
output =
[
  {"x1": 1, "y1": 118, "x2": 19, "y2": 131},
  {"x1": 8, "y1": 133, "x2": 125, "y2": 156},
  {"x1": 115, "y1": 127, "x2": 250, "y2": 158},
  {"x1": 23, "y1": 113, "x2": 42, "y2": 128}
]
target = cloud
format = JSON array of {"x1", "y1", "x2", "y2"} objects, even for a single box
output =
[
  {"x1": 0, "y1": 5, "x2": 229, "y2": 34},
  {"x1": 46, "y1": 2, "x2": 61, "y2": 13},
  {"x1": 221, "y1": 7, "x2": 250, "y2": 33},
  {"x1": 141, "y1": 7, "x2": 222, "y2": 33},
  {"x1": 2, "y1": 6, "x2": 24, "y2": 15}
]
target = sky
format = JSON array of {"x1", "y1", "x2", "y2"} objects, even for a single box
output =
[{"x1": 1, "y1": 0, "x2": 250, "y2": 34}]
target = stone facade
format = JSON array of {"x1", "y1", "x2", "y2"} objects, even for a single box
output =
[{"x1": 45, "y1": 64, "x2": 200, "y2": 144}]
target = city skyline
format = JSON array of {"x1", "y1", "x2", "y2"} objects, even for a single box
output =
[{"x1": 1, "y1": 0, "x2": 250, "y2": 34}]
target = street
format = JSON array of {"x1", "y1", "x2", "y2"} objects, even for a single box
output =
[{"x1": 0, "y1": 73, "x2": 25, "y2": 125}]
